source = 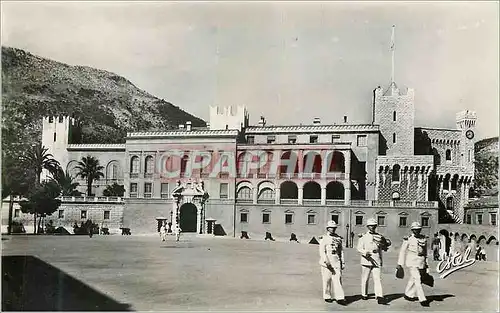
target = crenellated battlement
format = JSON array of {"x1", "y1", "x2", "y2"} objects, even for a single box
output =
[{"x1": 209, "y1": 105, "x2": 249, "y2": 131}]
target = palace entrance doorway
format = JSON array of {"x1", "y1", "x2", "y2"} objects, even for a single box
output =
[{"x1": 179, "y1": 203, "x2": 198, "y2": 232}]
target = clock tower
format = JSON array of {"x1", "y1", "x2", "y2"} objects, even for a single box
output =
[{"x1": 456, "y1": 110, "x2": 477, "y2": 173}]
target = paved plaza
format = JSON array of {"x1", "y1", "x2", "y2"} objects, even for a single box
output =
[{"x1": 2, "y1": 234, "x2": 499, "y2": 311}]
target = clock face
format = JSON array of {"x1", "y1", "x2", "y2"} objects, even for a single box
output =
[{"x1": 466, "y1": 130, "x2": 474, "y2": 140}]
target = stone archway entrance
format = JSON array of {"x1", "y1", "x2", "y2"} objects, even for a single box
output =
[
  {"x1": 180, "y1": 203, "x2": 198, "y2": 232},
  {"x1": 170, "y1": 179, "x2": 210, "y2": 234}
]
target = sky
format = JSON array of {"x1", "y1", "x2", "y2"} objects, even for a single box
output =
[{"x1": 2, "y1": 1, "x2": 499, "y2": 140}]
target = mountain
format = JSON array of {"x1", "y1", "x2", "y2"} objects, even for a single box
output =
[
  {"x1": 1, "y1": 46, "x2": 206, "y2": 152},
  {"x1": 473, "y1": 136, "x2": 499, "y2": 197}
]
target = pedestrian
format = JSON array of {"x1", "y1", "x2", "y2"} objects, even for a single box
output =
[
  {"x1": 318, "y1": 221, "x2": 346, "y2": 305},
  {"x1": 174, "y1": 224, "x2": 182, "y2": 242},
  {"x1": 449, "y1": 232, "x2": 456, "y2": 257},
  {"x1": 480, "y1": 247, "x2": 487, "y2": 261},
  {"x1": 160, "y1": 222, "x2": 167, "y2": 242},
  {"x1": 357, "y1": 218, "x2": 390, "y2": 304},
  {"x1": 432, "y1": 233, "x2": 441, "y2": 261},
  {"x1": 397, "y1": 222, "x2": 430, "y2": 307}
]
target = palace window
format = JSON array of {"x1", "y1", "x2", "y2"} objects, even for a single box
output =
[
  {"x1": 476, "y1": 213, "x2": 483, "y2": 225},
  {"x1": 285, "y1": 212, "x2": 294, "y2": 224},
  {"x1": 392, "y1": 164, "x2": 401, "y2": 182},
  {"x1": 130, "y1": 156, "x2": 140, "y2": 174},
  {"x1": 144, "y1": 183, "x2": 152, "y2": 198},
  {"x1": 332, "y1": 135, "x2": 341, "y2": 143},
  {"x1": 355, "y1": 215, "x2": 364, "y2": 225},
  {"x1": 130, "y1": 183, "x2": 138, "y2": 198},
  {"x1": 421, "y1": 216, "x2": 430, "y2": 227},
  {"x1": 331, "y1": 214, "x2": 339, "y2": 224},
  {"x1": 58, "y1": 210, "x2": 64, "y2": 219},
  {"x1": 377, "y1": 215, "x2": 386, "y2": 226},
  {"x1": 466, "y1": 214, "x2": 472, "y2": 224},
  {"x1": 81, "y1": 210, "x2": 87, "y2": 219},
  {"x1": 220, "y1": 183, "x2": 229, "y2": 199},
  {"x1": 288, "y1": 135, "x2": 297, "y2": 144},
  {"x1": 240, "y1": 212, "x2": 248, "y2": 223},
  {"x1": 399, "y1": 216, "x2": 407, "y2": 227},
  {"x1": 446, "y1": 149, "x2": 452, "y2": 161},
  {"x1": 161, "y1": 183, "x2": 169, "y2": 199},
  {"x1": 357, "y1": 135, "x2": 367, "y2": 147},
  {"x1": 145, "y1": 156, "x2": 154, "y2": 174},
  {"x1": 247, "y1": 136, "x2": 255, "y2": 144},
  {"x1": 262, "y1": 211, "x2": 271, "y2": 224},
  {"x1": 490, "y1": 213, "x2": 497, "y2": 226},
  {"x1": 104, "y1": 210, "x2": 110, "y2": 220},
  {"x1": 310, "y1": 135, "x2": 318, "y2": 144},
  {"x1": 393, "y1": 133, "x2": 396, "y2": 144},
  {"x1": 267, "y1": 135, "x2": 276, "y2": 144}
]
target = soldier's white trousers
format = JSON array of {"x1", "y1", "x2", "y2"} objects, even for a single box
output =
[
  {"x1": 175, "y1": 233, "x2": 180, "y2": 241},
  {"x1": 321, "y1": 266, "x2": 345, "y2": 300},
  {"x1": 404, "y1": 267, "x2": 427, "y2": 302},
  {"x1": 361, "y1": 266, "x2": 383, "y2": 297},
  {"x1": 160, "y1": 231, "x2": 167, "y2": 241}
]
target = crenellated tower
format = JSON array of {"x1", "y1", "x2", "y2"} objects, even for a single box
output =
[
  {"x1": 209, "y1": 105, "x2": 249, "y2": 131},
  {"x1": 41, "y1": 115, "x2": 78, "y2": 181}
]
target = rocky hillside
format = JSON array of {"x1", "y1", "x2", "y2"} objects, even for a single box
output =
[
  {"x1": 2, "y1": 46, "x2": 206, "y2": 151},
  {"x1": 474, "y1": 136, "x2": 499, "y2": 196}
]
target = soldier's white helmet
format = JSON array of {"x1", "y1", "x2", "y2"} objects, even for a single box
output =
[
  {"x1": 326, "y1": 220, "x2": 338, "y2": 229},
  {"x1": 367, "y1": 218, "x2": 378, "y2": 226},
  {"x1": 411, "y1": 222, "x2": 422, "y2": 230}
]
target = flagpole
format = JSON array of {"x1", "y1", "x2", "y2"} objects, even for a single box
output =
[{"x1": 391, "y1": 25, "x2": 395, "y2": 84}]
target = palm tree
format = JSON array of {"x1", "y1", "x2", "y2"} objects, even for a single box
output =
[
  {"x1": 20, "y1": 143, "x2": 60, "y2": 187},
  {"x1": 50, "y1": 168, "x2": 82, "y2": 196},
  {"x1": 19, "y1": 143, "x2": 60, "y2": 233},
  {"x1": 75, "y1": 156, "x2": 105, "y2": 196}
]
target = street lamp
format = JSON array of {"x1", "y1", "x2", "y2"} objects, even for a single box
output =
[{"x1": 346, "y1": 223, "x2": 350, "y2": 248}]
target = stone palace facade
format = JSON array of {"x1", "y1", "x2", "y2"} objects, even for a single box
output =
[{"x1": 5, "y1": 72, "x2": 477, "y2": 243}]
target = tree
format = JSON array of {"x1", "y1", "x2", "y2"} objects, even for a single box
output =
[
  {"x1": 75, "y1": 156, "x2": 105, "y2": 196},
  {"x1": 474, "y1": 153, "x2": 499, "y2": 196},
  {"x1": 50, "y1": 168, "x2": 82, "y2": 196},
  {"x1": 19, "y1": 143, "x2": 60, "y2": 187},
  {"x1": 19, "y1": 181, "x2": 62, "y2": 234},
  {"x1": 103, "y1": 183, "x2": 125, "y2": 197}
]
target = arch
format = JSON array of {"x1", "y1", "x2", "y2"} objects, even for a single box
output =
[
  {"x1": 279, "y1": 151, "x2": 299, "y2": 175},
  {"x1": 237, "y1": 186, "x2": 252, "y2": 199},
  {"x1": 257, "y1": 181, "x2": 275, "y2": 193},
  {"x1": 439, "y1": 229, "x2": 450, "y2": 237},
  {"x1": 326, "y1": 181, "x2": 344, "y2": 200},
  {"x1": 486, "y1": 236, "x2": 498, "y2": 245},
  {"x1": 144, "y1": 155, "x2": 154, "y2": 174},
  {"x1": 443, "y1": 173, "x2": 451, "y2": 190},
  {"x1": 445, "y1": 149, "x2": 451, "y2": 161},
  {"x1": 461, "y1": 233, "x2": 468, "y2": 241},
  {"x1": 451, "y1": 174, "x2": 459, "y2": 190},
  {"x1": 326, "y1": 151, "x2": 345, "y2": 172},
  {"x1": 236, "y1": 180, "x2": 253, "y2": 191},
  {"x1": 478, "y1": 235, "x2": 487, "y2": 245},
  {"x1": 392, "y1": 164, "x2": 401, "y2": 182},
  {"x1": 179, "y1": 203, "x2": 197, "y2": 233},
  {"x1": 237, "y1": 151, "x2": 253, "y2": 175},
  {"x1": 303, "y1": 151, "x2": 322, "y2": 174},
  {"x1": 303, "y1": 181, "x2": 321, "y2": 199},
  {"x1": 130, "y1": 156, "x2": 140, "y2": 173},
  {"x1": 280, "y1": 181, "x2": 298, "y2": 199},
  {"x1": 470, "y1": 234, "x2": 477, "y2": 241},
  {"x1": 106, "y1": 160, "x2": 121, "y2": 180},
  {"x1": 258, "y1": 187, "x2": 275, "y2": 199}
]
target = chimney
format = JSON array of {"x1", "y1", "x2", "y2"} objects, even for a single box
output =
[
  {"x1": 206, "y1": 122, "x2": 210, "y2": 129},
  {"x1": 186, "y1": 121, "x2": 192, "y2": 131},
  {"x1": 313, "y1": 117, "x2": 321, "y2": 125},
  {"x1": 258, "y1": 116, "x2": 266, "y2": 127},
  {"x1": 343, "y1": 116, "x2": 348, "y2": 124},
  {"x1": 179, "y1": 124, "x2": 185, "y2": 130}
]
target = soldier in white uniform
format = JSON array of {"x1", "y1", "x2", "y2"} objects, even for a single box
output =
[
  {"x1": 357, "y1": 218, "x2": 391, "y2": 304},
  {"x1": 318, "y1": 221, "x2": 346, "y2": 305},
  {"x1": 160, "y1": 222, "x2": 167, "y2": 242},
  {"x1": 174, "y1": 224, "x2": 182, "y2": 242},
  {"x1": 397, "y1": 222, "x2": 430, "y2": 307}
]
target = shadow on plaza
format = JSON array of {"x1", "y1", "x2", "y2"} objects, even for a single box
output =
[
  {"x1": 2, "y1": 256, "x2": 133, "y2": 311},
  {"x1": 345, "y1": 293, "x2": 455, "y2": 305}
]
